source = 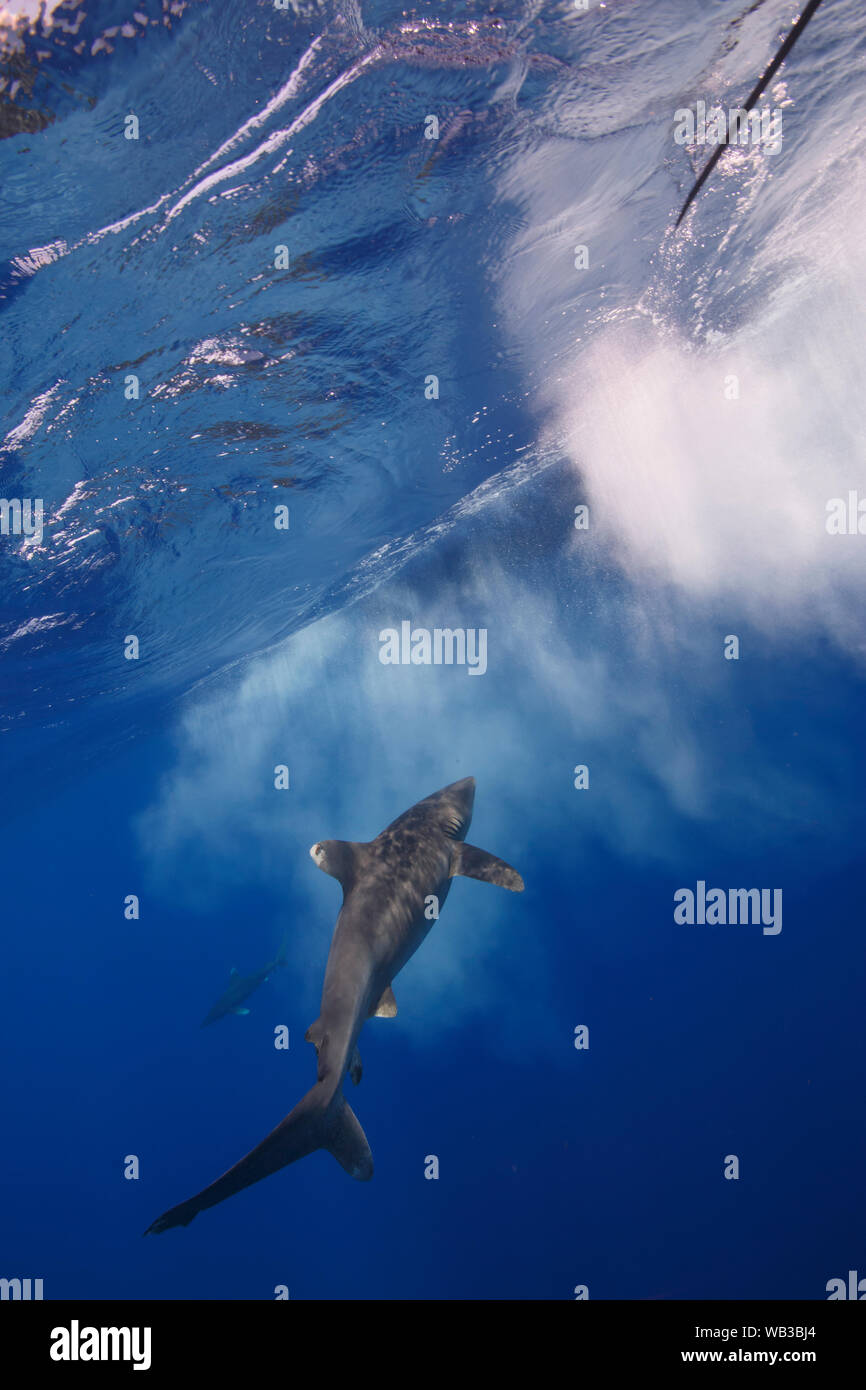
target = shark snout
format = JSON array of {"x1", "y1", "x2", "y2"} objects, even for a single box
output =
[
  {"x1": 446, "y1": 776, "x2": 476, "y2": 810},
  {"x1": 446, "y1": 775, "x2": 475, "y2": 798}
]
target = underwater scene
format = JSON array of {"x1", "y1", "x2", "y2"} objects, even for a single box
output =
[{"x1": 1, "y1": 0, "x2": 864, "y2": 1303}]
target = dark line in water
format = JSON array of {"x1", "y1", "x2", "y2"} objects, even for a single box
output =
[{"x1": 675, "y1": 0, "x2": 828, "y2": 228}]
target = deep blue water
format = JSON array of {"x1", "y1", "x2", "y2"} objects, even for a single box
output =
[{"x1": 1, "y1": 0, "x2": 865, "y2": 1300}]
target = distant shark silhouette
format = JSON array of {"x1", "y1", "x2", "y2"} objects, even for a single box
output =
[
  {"x1": 200, "y1": 937, "x2": 289, "y2": 1027},
  {"x1": 145, "y1": 777, "x2": 523, "y2": 1233},
  {"x1": 676, "y1": 0, "x2": 827, "y2": 228}
]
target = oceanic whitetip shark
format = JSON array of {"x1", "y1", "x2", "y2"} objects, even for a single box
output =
[
  {"x1": 200, "y1": 936, "x2": 289, "y2": 1026},
  {"x1": 145, "y1": 777, "x2": 523, "y2": 1233}
]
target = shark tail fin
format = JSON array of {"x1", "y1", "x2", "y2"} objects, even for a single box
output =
[
  {"x1": 143, "y1": 1192, "x2": 204, "y2": 1234},
  {"x1": 144, "y1": 1080, "x2": 372, "y2": 1236},
  {"x1": 451, "y1": 842, "x2": 524, "y2": 892},
  {"x1": 325, "y1": 1095, "x2": 373, "y2": 1181}
]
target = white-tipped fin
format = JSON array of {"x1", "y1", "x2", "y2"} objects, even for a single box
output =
[{"x1": 371, "y1": 985, "x2": 397, "y2": 1018}]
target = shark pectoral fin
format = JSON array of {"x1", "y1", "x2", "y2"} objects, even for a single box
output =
[
  {"x1": 231, "y1": 1007, "x2": 251, "y2": 1015},
  {"x1": 349, "y1": 1045, "x2": 362, "y2": 1086},
  {"x1": 326, "y1": 1097, "x2": 373, "y2": 1181},
  {"x1": 452, "y1": 843, "x2": 525, "y2": 892},
  {"x1": 371, "y1": 985, "x2": 397, "y2": 1018},
  {"x1": 309, "y1": 839, "x2": 366, "y2": 890}
]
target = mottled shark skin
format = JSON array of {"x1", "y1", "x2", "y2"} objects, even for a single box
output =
[
  {"x1": 145, "y1": 777, "x2": 523, "y2": 1234},
  {"x1": 200, "y1": 938, "x2": 289, "y2": 1026}
]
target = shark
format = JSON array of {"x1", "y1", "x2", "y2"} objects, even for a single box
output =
[
  {"x1": 200, "y1": 937, "x2": 289, "y2": 1027},
  {"x1": 145, "y1": 776, "x2": 524, "y2": 1233}
]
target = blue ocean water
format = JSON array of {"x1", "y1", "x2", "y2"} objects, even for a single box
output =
[{"x1": 1, "y1": 0, "x2": 865, "y2": 1300}]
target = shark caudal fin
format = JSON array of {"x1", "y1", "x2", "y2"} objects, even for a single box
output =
[
  {"x1": 451, "y1": 842, "x2": 524, "y2": 892},
  {"x1": 325, "y1": 1095, "x2": 373, "y2": 1180},
  {"x1": 143, "y1": 1193, "x2": 203, "y2": 1234},
  {"x1": 144, "y1": 1083, "x2": 372, "y2": 1235}
]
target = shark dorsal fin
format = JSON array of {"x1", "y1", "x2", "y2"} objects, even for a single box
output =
[{"x1": 372, "y1": 985, "x2": 397, "y2": 1018}]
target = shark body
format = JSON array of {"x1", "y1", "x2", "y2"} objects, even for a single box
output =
[
  {"x1": 200, "y1": 941, "x2": 288, "y2": 1027},
  {"x1": 146, "y1": 776, "x2": 523, "y2": 1233}
]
